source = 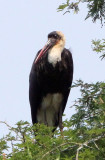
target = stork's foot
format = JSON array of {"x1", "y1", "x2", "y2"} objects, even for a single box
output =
[
  {"x1": 59, "y1": 121, "x2": 64, "y2": 132},
  {"x1": 60, "y1": 127, "x2": 63, "y2": 133},
  {"x1": 44, "y1": 110, "x2": 48, "y2": 126},
  {"x1": 59, "y1": 119, "x2": 64, "y2": 137},
  {"x1": 59, "y1": 125, "x2": 64, "y2": 137},
  {"x1": 44, "y1": 121, "x2": 48, "y2": 126},
  {"x1": 59, "y1": 108, "x2": 64, "y2": 137}
]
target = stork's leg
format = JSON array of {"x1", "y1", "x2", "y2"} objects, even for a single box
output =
[
  {"x1": 44, "y1": 110, "x2": 48, "y2": 126},
  {"x1": 59, "y1": 107, "x2": 64, "y2": 135}
]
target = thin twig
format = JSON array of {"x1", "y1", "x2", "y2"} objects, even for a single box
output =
[
  {"x1": 0, "y1": 121, "x2": 12, "y2": 129},
  {"x1": 93, "y1": 141, "x2": 100, "y2": 150},
  {"x1": 76, "y1": 145, "x2": 83, "y2": 160},
  {"x1": 75, "y1": 134, "x2": 105, "y2": 160},
  {"x1": 69, "y1": 100, "x2": 79, "y2": 108}
]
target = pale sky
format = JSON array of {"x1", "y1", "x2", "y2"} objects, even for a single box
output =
[{"x1": 0, "y1": 0, "x2": 105, "y2": 137}]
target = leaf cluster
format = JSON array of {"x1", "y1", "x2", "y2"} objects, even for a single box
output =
[
  {"x1": 57, "y1": 0, "x2": 80, "y2": 15},
  {"x1": 92, "y1": 39, "x2": 105, "y2": 60},
  {"x1": 58, "y1": 0, "x2": 105, "y2": 25}
]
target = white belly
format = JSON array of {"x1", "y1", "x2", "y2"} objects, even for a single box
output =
[{"x1": 37, "y1": 93, "x2": 63, "y2": 126}]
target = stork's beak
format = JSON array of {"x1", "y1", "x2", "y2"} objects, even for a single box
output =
[{"x1": 35, "y1": 39, "x2": 56, "y2": 64}]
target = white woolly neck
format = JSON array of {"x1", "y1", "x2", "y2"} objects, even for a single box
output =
[
  {"x1": 48, "y1": 48, "x2": 62, "y2": 67},
  {"x1": 48, "y1": 39, "x2": 65, "y2": 67}
]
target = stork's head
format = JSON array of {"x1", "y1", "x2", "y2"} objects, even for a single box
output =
[{"x1": 35, "y1": 31, "x2": 66, "y2": 63}]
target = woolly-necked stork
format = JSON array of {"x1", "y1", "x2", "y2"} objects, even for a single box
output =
[{"x1": 29, "y1": 31, "x2": 73, "y2": 131}]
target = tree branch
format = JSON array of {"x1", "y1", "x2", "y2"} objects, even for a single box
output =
[{"x1": 41, "y1": 142, "x2": 80, "y2": 160}]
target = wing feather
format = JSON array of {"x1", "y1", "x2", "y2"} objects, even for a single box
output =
[{"x1": 61, "y1": 48, "x2": 73, "y2": 113}]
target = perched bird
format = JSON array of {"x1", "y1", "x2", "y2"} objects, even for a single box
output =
[{"x1": 29, "y1": 31, "x2": 73, "y2": 132}]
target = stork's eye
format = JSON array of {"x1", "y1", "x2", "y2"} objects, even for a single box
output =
[
  {"x1": 53, "y1": 34, "x2": 57, "y2": 38},
  {"x1": 48, "y1": 34, "x2": 60, "y2": 39}
]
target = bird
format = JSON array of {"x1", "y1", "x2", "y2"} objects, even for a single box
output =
[{"x1": 29, "y1": 31, "x2": 73, "y2": 132}]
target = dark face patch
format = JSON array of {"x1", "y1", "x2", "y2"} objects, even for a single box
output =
[{"x1": 48, "y1": 31, "x2": 61, "y2": 40}]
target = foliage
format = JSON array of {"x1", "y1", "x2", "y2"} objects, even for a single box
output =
[
  {"x1": 57, "y1": 0, "x2": 80, "y2": 14},
  {"x1": 85, "y1": 0, "x2": 105, "y2": 24},
  {"x1": 92, "y1": 39, "x2": 105, "y2": 60},
  {"x1": 58, "y1": 0, "x2": 105, "y2": 25},
  {"x1": 0, "y1": 79, "x2": 105, "y2": 159}
]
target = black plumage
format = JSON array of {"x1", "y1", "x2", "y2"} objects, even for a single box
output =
[{"x1": 29, "y1": 31, "x2": 73, "y2": 131}]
